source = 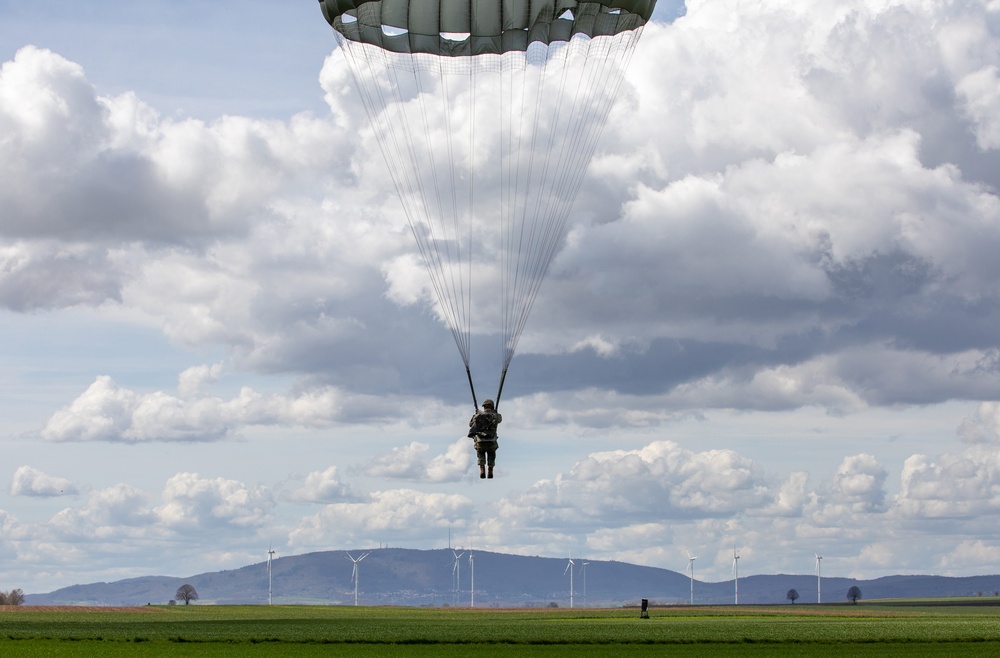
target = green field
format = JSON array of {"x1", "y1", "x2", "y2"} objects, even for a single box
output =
[{"x1": 2, "y1": 601, "x2": 999, "y2": 656}]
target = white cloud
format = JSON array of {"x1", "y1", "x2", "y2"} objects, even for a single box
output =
[
  {"x1": 3, "y1": 0, "x2": 1000, "y2": 593},
  {"x1": 10, "y1": 466, "x2": 77, "y2": 497},
  {"x1": 488, "y1": 441, "x2": 771, "y2": 536},
  {"x1": 426, "y1": 439, "x2": 475, "y2": 482},
  {"x1": 177, "y1": 363, "x2": 223, "y2": 399},
  {"x1": 941, "y1": 539, "x2": 1000, "y2": 576},
  {"x1": 764, "y1": 472, "x2": 811, "y2": 518},
  {"x1": 49, "y1": 484, "x2": 156, "y2": 540},
  {"x1": 156, "y1": 472, "x2": 273, "y2": 533},
  {"x1": 365, "y1": 442, "x2": 432, "y2": 479},
  {"x1": 895, "y1": 447, "x2": 1000, "y2": 520},
  {"x1": 365, "y1": 439, "x2": 472, "y2": 482},
  {"x1": 956, "y1": 65, "x2": 1000, "y2": 149},
  {"x1": 287, "y1": 466, "x2": 356, "y2": 503},
  {"x1": 958, "y1": 402, "x2": 1000, "y2": 444},
  {"x1": 39, "y1": 374, "x2": 371, "y2": 442},
  {"x1": 830, "y1": 454, "x2": 888, "y2": 512},
  {"x1": 289, "y1": 489, "x2": 473, "y2": 547}
]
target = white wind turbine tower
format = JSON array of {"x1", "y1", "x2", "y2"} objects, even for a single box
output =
[
  {"x1": 267, "y1": 546, "x2": 276, "y2": 605},
  {"x1": 686, "y1": 553, "x2": 698, "y2": 605},
  {"x1": 732, "y1": 547, "x2": 740, "y2": 605},
  {"x1": 815, "y1": 554, "x2": 823, "y2": 604},
  {"x1": 346, "y1": 552, "x2": 370, "y2": 607},
  {"x1": 580, "y1": 562, "x2": 589, "y2": 607},
  {"x1": 452, "y1": 550, "x2": 465, "y2": 606},
  {"x1": 469, "y1": 552, "x2": 475, "y2": 608},
  {"x1": 564, "y1": 557, "x2": 576, "y2": 608}
]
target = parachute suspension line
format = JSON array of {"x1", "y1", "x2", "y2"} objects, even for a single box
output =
[
  {"x1": 499, "y1": 59, "x2": 520, "y2": 377},
  {"x1": 531, "y1": 39, "x2": 621, "y2": 282},
  {"x1": 340, "y1": 38, "x2": 476, "y2": 372},
  {"x1": 501, "y1": 47, "x2": 552, "y2": 377},
  {"x1": 466, "y1": 365, "x2": 479, "y2": 411},
  {"x1": 466, "y1": 59, "x2": 476, "y2": 384},
  {"x1": 339, "y1": 41, "x2": 459, "y2": 362},
  {"x1": 501, "y1": 51, "x2": 552, "y2": 373},
  {"x1": 397, "y1": 59, "x2": 470, "y2": 367},
  {"x1": 494, "y1": 30, "x2": 649, "y2": 391},
  {"x1": 433, "y1": 60, "x2": 474, "y2": 367},
  {"x1": 329, "y1": 8, "x2": 653, "y2": 407},
  {"x1": 503, "y1": 45, "x2": 575, "y2": 371},
  {"x1": 495, "y1": 366, "x2": 508, "y2": 410},
  {"x1": 336, "y1": 39, "x2": 417, "y2": 237},
  {"x1": 555, "y1": 31, "x2": 648, "y2": 237}
]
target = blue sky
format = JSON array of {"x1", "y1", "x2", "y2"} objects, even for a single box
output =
[{"x1": 2, "y1": 0, "x2": 1000, "y2": 599}]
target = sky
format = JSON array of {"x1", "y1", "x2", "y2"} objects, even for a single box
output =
[{"x1": 1, "y1": 0, "x2": 1000, "y2": 598}]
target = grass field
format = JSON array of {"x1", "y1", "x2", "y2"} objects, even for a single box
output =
[{"x1": 2, "y1": 601, "x2": 999, "y2": 656}]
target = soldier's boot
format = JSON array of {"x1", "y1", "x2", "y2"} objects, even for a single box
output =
[
  {"x1": 480, "y1": 465, "x2": 486, "y2": 479},
  {"x1": 488, "y1": 466, "x2": 494, "y2": 479}
]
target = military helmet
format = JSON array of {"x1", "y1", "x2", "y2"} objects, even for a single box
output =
[{"x1": 482, "y1": 399, "x2": 495, "y2": 409}]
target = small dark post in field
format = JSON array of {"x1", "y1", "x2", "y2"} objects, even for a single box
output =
[{"x1": 640, "y1": 598, "x2": 649, "y2": 619}]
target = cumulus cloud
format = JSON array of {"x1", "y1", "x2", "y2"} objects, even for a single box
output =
[
  {"x1": 0, "y1": 46, "x2": 344, "y2": 244},
  {"x1": 287, "y1": 466, "x2": 356, "y2": 503},
  {"x1": 38, "y1": 373, "x2": 382, "y2": 442},
  {"x1": 10, "y1": 466, "x2": 77, "y2": 497},
  {"x1": 156, "y1": 472, "x2": 273, "y2": 533},
  {"x1": 486, "y1": 441, "x2": 771, "y2": 535},
  {"x1": 5, "y1": 0, "x2": 1000, "y2": 592},
  {"x1": 49, "y1": 484, "x2": 156, "y2": 540},
  {"x1": 830, "y1": 454, "x2": 888, "y2": 513},
  {"x1": 10, "y1": 0, "x2": 1000, "y2": 423},
  {"x1": 521, "y1": 0, "x2": 1000, "y2": 415},
  {"x1": 365, "y1": 439, "x2": 472, "y2": 482},
  {"x1": 895, "y1": 447, "x2": 1000, "y2": 520},
  {"x1": 289, "y1": 489, "x2": 473, "y2": 547}
]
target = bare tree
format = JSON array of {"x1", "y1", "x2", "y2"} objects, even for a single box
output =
[
  {"x1": 786, "y1": 588, "x2": 799, "y2": 604},
  {"x1": 0, "y1": 589, "x2": 24, "y2": 606},
  {"x1": 176, "y1": 584, "x2": 199, "y2": 605},
  {"x1": 847, "y1": 586, "x2": 862, "y2": 604}
]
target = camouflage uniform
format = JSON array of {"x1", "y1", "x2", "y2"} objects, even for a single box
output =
[{"x1": 469, "y1": 404, "x2": 501, "y2": 474}]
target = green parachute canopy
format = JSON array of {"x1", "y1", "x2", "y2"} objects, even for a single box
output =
[
  {"x1": 319, "y1": 0, "x2": 655, "y2": 54},
  {"x1": 318, "y1": 0, "x2": 656, "y2": 408}
]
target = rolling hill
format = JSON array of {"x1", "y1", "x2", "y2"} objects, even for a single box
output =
[{"x1": 24, "y1": 548, "x2": 1000, "y2": 607}]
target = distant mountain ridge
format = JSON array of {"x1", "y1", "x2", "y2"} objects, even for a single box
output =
[{"x1": 25, "y1": 548, "x2": 1000, "y2": 607}]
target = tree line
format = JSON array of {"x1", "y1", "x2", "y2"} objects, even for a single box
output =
[
  {"x1": 787, "y1": 586, "x2": 862, "y2": 604},
  {"x1": 0, "y1": 589, "x2": 25, "y2": 605}
]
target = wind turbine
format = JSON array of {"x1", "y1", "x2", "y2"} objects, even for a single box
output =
[
  {"x1": 469, "y1": 552, "x2": 475, "y2": 608},
  {"x1": 346, "y1": 551, "x2": 370, "y2": 607},
  {"x1": 452, "y1": 549, "x2": 465, "y2": 606},
  {"x1": 564, "y1": 557, "x2": 575, "y2": 608},
  {"x1": 267, "y1": 546, "x2": 276, "y2": 605},
  {"x1": 815, "y1": 554, "x2": 822, "y2": 604},
  {"x1": 686, "y1": 553, "x2": 698, "y2": 605},
  {"x1": 732, "y1": 547, "x2": 740, "y2": 606},
  {"x1": 580, "y1": 562, "x2": 589, "y2": 607}
]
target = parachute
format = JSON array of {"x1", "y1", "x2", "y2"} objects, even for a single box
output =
[{"x1": 318, "y1": 0, "x2": 656, "y2": 409}]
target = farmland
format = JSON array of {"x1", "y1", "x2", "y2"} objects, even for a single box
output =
[{"x1": 1, "y1": 600, "x2": 998, "y2": 656}]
